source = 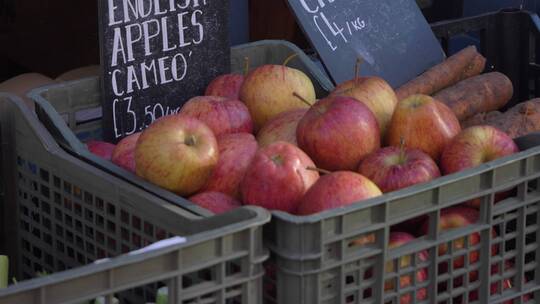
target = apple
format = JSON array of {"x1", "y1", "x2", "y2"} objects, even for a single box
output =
[
  {"x1": 358, "y1": 146, "x2": 440, "y2": 193},
  {"x1": 86, "y1": 140, "x2": 116, "y2": 160},
  {"x1": 241, "y1": 141, "x2": 319, "y2": 213},
  {"x1": 331, "y1": 76, "x2": 398, "y2": 137},
  {"x1": 240, "y1": 64, "x2": 316, "y2": 130},
  {"x1": 441, "y1": 126, "x2": 519, "y2": 175},
  {"x1": 179, "y1": 96, "x2": 253, "y2": 137},
  {"x1": 188, "y1": 191, "x2": 242, "y2": 214},
  {"x1": 205, "y1": 74, "x2": 245, "y2": 100},
  {"x1": 111, "y1": 132, "x2": 141, "y2": 173},
  {"x1": 135, "y1": 115, "x2": 219, "y2": 196},
  {"x1": 441, "y1": 126, "x2": 519, "y2": 208},
  {"x1": 296, "y1": 171, "x2": 382, "y2": 215},
  {"x1": 202, "y1": 133, "x2": 258, "y2": 199},
  {"x1": 386, "y1": 94, "x2": 461, "y2": 161},
  {"x1": 384, "y1": 232, "x2": 428, "y2": 304},
  {"x1": 465, "y1": 262, "x2": 525, "y2": 304},
  {"x1": 421, "y1": 206, "x2": 480, "y2": 270},
  {"x1": 257, "y1": 108, "x2": 307, "y2": 148},
  {"x1": 297, "y1": 95, "x2": 380, "y2": 171}
]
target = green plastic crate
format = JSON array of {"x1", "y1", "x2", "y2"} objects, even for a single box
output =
[
  {"x1": 0, "y1": 93, "x2": 271, "y2": 303},
  {"x1": 29, "y1": 40, "x2": 334, "y2": 218}
]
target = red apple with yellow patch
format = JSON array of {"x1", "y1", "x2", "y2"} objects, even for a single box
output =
[
  {"x1": 441, "y1": 126, "x2": 519, "y2": 209},
  {"x1": 202, "y1": 133, "x2": 258, "y2": 199},
  {"x1": 421, "y1": 207, "x2": 480, "y2": 269},
  {"x1": 87, "y1": 140, "x2": 116, "y2": 160},
  {"x1": 111, "y1": 132, "x2": 141, "y2": 173},
  {"x1": 385, "y1": 232, "x2": 428, "y2": 304},
  {"x1": 358, "y1": 145, "x2": 440, "y2": 193},
  {"x1": 257, "y1": 108, "x2": 307, "y2": 147},
  {"x1": 386, "y1": 94, "x2": 461, "y2": 161},
  {"x1": 441, "y1": 125, "x2": 519, "y2": 175},
  {"x1": 240, "y1": 64, "x2": 316, "y2": 130},
  {"x1": 189, "y1": 191, "x2": 242, "y2": 214},
  {"x1": 135, "y1": 116, "x2": 219, "y2": 196},
  {"x1": 179, "y1": 96, "x2": 253, "y2": 137},
  {"x1": 205, "y1": 74, "x2": 244, "y2": 100},
  {"x1": 296, "y1": 171, "x2": 382, "y2": 215},
  {"x1": 297, "y1": 96, "x2": 380, "y2": 171},
  {"x1": 241, "y1": 141, "x2": 319, "y2": 213},
  {"x1": 331, "y1": 76, "x2": 398, "y2": 137}
]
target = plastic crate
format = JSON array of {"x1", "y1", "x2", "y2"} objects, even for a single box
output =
[
  {"x1": 262, "y1": 10, "x2": 540, "y2": 304},
  {"x1": 0, "y1": 93, "x2": 271, "y2": 303},
  {"x1": 28, "y1": 39, "x2": 334, "y2": 218}
]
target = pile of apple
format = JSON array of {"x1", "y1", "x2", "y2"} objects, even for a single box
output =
[
  {"x1": 89, "y1": 58, "x2": 519, "y2": 216},
  {"x1": 87, "y1": 59, "x2": 527, "y2": 302}
]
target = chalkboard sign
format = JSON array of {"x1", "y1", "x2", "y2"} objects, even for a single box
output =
[
  {"x1": 286, "y1": 0, "x2": 445, "y2": 88},
  {"x1": 98, "y1": 0, "x2": 230, "y2": 142}
]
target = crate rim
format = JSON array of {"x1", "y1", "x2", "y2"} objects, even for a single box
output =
[{"x1": 0, "y1": 201, "x2": 270, "y2": 299}]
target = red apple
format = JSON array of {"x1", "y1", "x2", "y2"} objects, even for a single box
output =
[
  {"x1": 205, "y1": 74, "x2": 244, "y2": 100},
  {"x1": 465, "y1": 262, "x2": 523, "y2": 304},
  {"x1": 188, "y1": 191, "x2": 242, "y2": 214},
  {"x1": 297, "y1": 96, "x2": 381, "y2": 171},
  {"x1": 257, "y1": 108, "x2": 307, "y2": 148},
  {"x1": 331, "y1": 76, "x2": 398, "y2": 137},
  {"x1": 385, "y1": 232, "x2": 428, "y2": 304},
  {"x1": 386, "y1": 94, "x2": 461, "y2": 161},
  {"x1": 202, "y1": 133, "x2": 258, "y2": 199},
  {"x1": 421, "y1": 206, "x2": 480, "y2": 269},
  {"x1": 441, "y1": 126, "x2": 519, "y2": 175},
  {"x1": 241, "y1": 141, "x2": 319, "y2": 213},
  {"x1": 135, "y1": 116, "x2": 219, "y2": 196},
  {"x1": 179, "y1": 96, "x2": 253, "y2": 137},
  {"x1": 111, "y1": 132, "x2": 141, "y2": 173},
  {"x1": 240, "y1": 64, "x2": 316, "y2": 130},
  {"x1": 87, "y1": 140, "x2": 116, "y2": 160},
  {"x1": 441, "y1": 126, "x2": 519, "y2": 209},
  {"x1": 296, "y1": 171, "x2": 382, "y2": 215},
  {"x1": 358, "y1": 146, "x2": 440, "y2": 193}
]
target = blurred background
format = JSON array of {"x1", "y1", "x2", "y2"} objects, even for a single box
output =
[{"x1": 0, "y1": 0, "x2": 538, "y2": 83}]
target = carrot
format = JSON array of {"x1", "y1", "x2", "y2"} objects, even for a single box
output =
[
  {"x1": 461, "y1": 98, "x2": 540, "y2": 138},
  {"x1": 433, "y1": 72, "x2": 513, "y2": 121},
  {"x1": 460, "y1": 53, "x2": 487, "y2": 80},
  {"x1": 396, "y1": 46, "x2": 484, "y2": 100}
]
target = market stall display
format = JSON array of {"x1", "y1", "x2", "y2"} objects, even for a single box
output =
[{"x1": 4, "y1": 5, "x2": 540, "y2": 304}]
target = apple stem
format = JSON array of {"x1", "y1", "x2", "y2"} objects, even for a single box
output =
[
  {"x1": 306, "y1": 166, "x2": 332, "y2": 175},
  {"x1": 182, "y1": 135, "x2": 196, "y2": 146},
  {"x1": 243, "y1": 57, "x2": 250, "y2": 76},
  {"x1": 283, "y1": 53, "x2": 299, "y2": 67},
  {"x1": 293, "y1": 92, "x2": 313, "y2": 107},
  {"x1": 355, "y1": 57, "x2": 363, "y2": 87},
  {"x1": 399, "y1": 137, "x2": 406, "y2": 164}
]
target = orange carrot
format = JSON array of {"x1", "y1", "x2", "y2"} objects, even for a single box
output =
[
  {"x1": 396, "y1": 46, "x2": 485, "y2": 100},
  {"x1": 433, "y1": 72, "x2": 513, "y2": 121}
]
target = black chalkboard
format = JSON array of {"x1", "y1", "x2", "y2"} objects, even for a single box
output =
[
  {"x1": 98, "y1": 0, "x2": 230, "y2": 142},
  {"x1": 286, "y1": 0, "x2": 445, "y2": 88}
]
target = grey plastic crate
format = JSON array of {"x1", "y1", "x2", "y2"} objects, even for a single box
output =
[
  {"x1": 0, "y1": 93, "x2": 270, "y2": 303},
  {"x1": 29, "y1": 39, "x2": 334, "y2": 217}
]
